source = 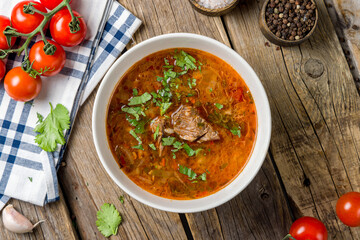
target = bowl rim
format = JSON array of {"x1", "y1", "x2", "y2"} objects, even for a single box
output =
[{"x1": 92, "y1": 33, "x2": 272, "y2": 213}]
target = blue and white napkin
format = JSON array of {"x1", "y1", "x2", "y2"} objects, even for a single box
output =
[{"x1": 0, "y1": 0, "x2": 141, "y2": 209}]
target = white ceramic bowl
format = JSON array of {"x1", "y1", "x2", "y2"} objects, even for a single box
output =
[{"x1": 92, "y1": 33, "x2": 271, "y2": 213}]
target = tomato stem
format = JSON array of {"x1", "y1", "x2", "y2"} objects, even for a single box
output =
[
  {"x1": 0, "y1": 0, "x2": 78, "y2": 60},
  {"x1": 66, "y1": 3, "x2": 81, "y2": 34},
  {"x1": 281, "y1": 234, "x2": 297, "y2": 240}
]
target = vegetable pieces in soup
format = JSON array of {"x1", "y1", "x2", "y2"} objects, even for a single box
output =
[{"x1": 106, "y1": 48, "x2": 257, "y2": 200}]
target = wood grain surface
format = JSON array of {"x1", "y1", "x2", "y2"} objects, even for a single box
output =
[{"x1": 0, "y1": 0, "x2": 359, "y2": 239}]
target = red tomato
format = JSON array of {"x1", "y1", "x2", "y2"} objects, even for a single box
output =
[
  {"x1": 40, "y1": 0, "x2": 72, "y2": 10},
  {"x1": 50, "y1": 9, "x2": 87, "y2": 47},
  {"x1": 4, "y1": 67, "x2": 42, "y2": 102},
  {"x1": 0, "y1": 16, "x2": 16, "y2": 50},
  {"x1": 29, "y1": 40, "x2": 66, "y2": 77},
  {"x1": 11, "y1": 1, "x2": 47, "y2": 34},
  {"x1": 289, "y1": 216, "x2": 328, "y2": 240},
  {"x1": 0, "y1": 60, "x2": 5, "y2": 80},
  {"x1": 336, "y1": 192, "x2": 360, "y2": 227}
]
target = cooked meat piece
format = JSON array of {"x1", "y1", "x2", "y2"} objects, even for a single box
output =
[
  {"x1": 150, "y1": 117, "x2": 165, "y2": 156},
  {"x1": 171, "y1": 105, "x2": 220, "y2": 143}
]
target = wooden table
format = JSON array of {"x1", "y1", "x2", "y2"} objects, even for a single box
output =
[{"x1": 1, "y1": 0, "x2": 359, "y2": 239}]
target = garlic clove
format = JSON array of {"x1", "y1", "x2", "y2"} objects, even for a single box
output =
[{"x1": 2, "y1": 204, "x2": 45, "y2": 234}]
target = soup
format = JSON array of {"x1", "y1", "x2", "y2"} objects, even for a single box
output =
[{"x1": 106, "y1": 48, "x2": 257, "y2": 200}]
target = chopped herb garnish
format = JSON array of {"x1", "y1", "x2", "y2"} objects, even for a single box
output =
[
  {"x1": 132, "y1": 144, "x2": 144, "y2": 150},
  {"x1": 178, "y1": 165, "x2": 197, "y2": 180},
  {"x1": 128, "y1": 92, "x2": 152, "y2": 106},
  {"x1": 174, "y1": 51, "x2": 197, "y2": 71},
  {"x1": 198, "y1": 173, "x2": 206, "y2": 181},
  {"x1": 195, "y1": 148, "x2": 203, "y2": 156},
  {"x1": 148, "y1": 143, "x2": 156, "y2": 150},
  {"x1": 183, "y1": 143, "x2": 195, "y2": 156},
  {"x1": 164, "y1": 69, "x2": 177, "y2": 80},
  {"x1": 178, "y1": 165, "x2": 208, "y2": 182},
  {"x1": 28, "y1": 177, "x2": 33, "y2": 182},
  {"x1": 133, "y1": 88, "x2": 138, "y2": 96},
  {"x1": 215, "y1": 103, "x2": 223, "y2": 110},
  {"x1": 187, "y1": 78, "x2": 196, "y2": 89},
  {"x1": 119, "y1": 196, "x2": 124, "y2": 204},
  {"x1": 162, "y1": 137, "x2": 176, "y2": 146},
  {"x1": 134, "y1": 119, "x2": 148, "y2": 134},
  {"x1": 164, "y1": 58, "x2": 169, "y2": 65},
  {"x1": 129, "y1": 130, "x2": 142, "y2": 144},
  {"x1": 154, "y1": 125, "x2": 160, "y2": 140},
  {"x1": 160, "y1": 102, "x2": 172, "y2": 115},
  {"x1": 172, "y1": 141, "x2": 183, "y2": 152},
  {"x1": 230, "y1": 127, "x2": 241, "y2": 138},
  {"x1": 172, "y1": 152, "x2": 176, "y2": 159},
  {"x1": 122, "y1": 106, "x2": 145, "y2": 120},
  {"x1": 209, "y1": 88, "x2": 213, "y2": 92}
]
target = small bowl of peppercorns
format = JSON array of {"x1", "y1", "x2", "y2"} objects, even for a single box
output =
[{"x1": 259, "y1": 0, "x2": 318, "y2": 46}]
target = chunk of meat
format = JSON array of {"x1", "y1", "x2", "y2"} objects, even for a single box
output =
[
  {"x1": 171, "y1": 105, "x2": 220, "y2": 143},
  {"x1": 150, "y1": 117, "x2": 165, "y2": 156}
]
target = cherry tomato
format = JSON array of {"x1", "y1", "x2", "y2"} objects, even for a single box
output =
[
  {"x1": 40, "y1": 0, "x2": 72, "y2": 10},
  {"x1": 4, "y1": 67, "x2": 42, "y2": 102},
  {"x1": 336, "y1": 192, "x2": 360, "y2": 227},
  {"x1": 289, "y1": 216, "x2": 328, "y2": 240},
  {"x1": 0, "y1": 60, "x2": 5, "y2": 80},
  {"x1": 0, "y1": 16, "x2": 16, "y2": 50},
  {"x1": 11, "y1": 1, "x2": 47, "y2": 34},
  {"x1": 29, "y1": 40, "x2": 66, "y2": 77},
  {"x1": 50, "y1": 9, "x2": 87, "y2": 47}
]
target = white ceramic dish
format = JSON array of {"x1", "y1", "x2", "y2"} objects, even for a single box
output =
[{"x1": 92, "y1": 33, "x2": 271, "y2": 213}]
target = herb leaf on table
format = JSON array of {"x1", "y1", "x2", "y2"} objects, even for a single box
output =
[
  {"x1": 96, "y1": 203, "x2": 122, "y2": 237},
  {"x1": 34, "y1": 103, "x2": 70, "y2": 152}
]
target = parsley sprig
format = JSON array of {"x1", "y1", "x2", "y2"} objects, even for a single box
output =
[
  {"x1": 96, "y1": 203, "x2": 122, "y2": 237},
  {"x1": 34, "y1": 103, "x2": 70, "y2": 152},
  {"x1": 178, "y1": 165, "x2": 208, "y2": 182}
]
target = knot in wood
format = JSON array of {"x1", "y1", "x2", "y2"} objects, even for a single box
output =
[
  {"x1": 304, "y1": 59, "x2": 324, "y2": 78},
  {"x1": 260, "y1": 192, "x2": 270, "y2": 200}
]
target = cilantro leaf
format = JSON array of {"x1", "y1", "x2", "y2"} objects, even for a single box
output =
[
  {"x1": 162, "y1": 137, "x2": 176, "y2": 146},
  {"x1": 215, "y1": 103, "x2": 223, "y2": 110},
  {"x1": 198, "y1": 173, "x2": 207, "y2": 181},
  {"x1": 160, "y1": 102, "x2": 172, "y2": 115},
  {"x1": 128, "y1": 92, "x2": 152, "y2": 106},
  {"x1": 178, "y1": 165, "x2": 197, "y2": 180},
  {"x1": 133, "y1": 88, "x2": 138, "y2": 96},
  {"x1": 132, "y1": 144, "x2": 144, "y2": 150},
  {"x1": 96, "y1": 203, "x2": 122, "y2": 237},
  {"x1": 129, "y1": 130, "x2": 142, "y2": 144},
  {"x1": 34, "y1": 103, "x2": 70, "y2": 152},
  {"x1": 230, "y1": 127, "x2": 241, "y2": 138},
  {"x1": 119, "y1": 196, "x2": 124, "y2": 204},
  {"x1": 154, "y1": 125, "x2": 160, "y2": 140},
  {"x1": 122, "y1": 106, "x2": 145, "y2": 120},
  {"x1": 183, "y1": 143, "x2": 195, "y2": 156},
  {"x1": 148, "y1": 143, "x2": 156, "y2": 150}
]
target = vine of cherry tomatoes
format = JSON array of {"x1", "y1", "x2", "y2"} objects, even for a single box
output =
[{"x1": 0, "y1": 0, "x2": 87, "y2": 102}]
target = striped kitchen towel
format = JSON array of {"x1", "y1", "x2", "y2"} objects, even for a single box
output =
[{"x1": 0, "y1": 0, "x2": 141, "y2": 209}]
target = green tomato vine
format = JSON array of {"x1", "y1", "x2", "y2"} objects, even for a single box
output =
[{"x1": 0, "y1": 0, "x2": 80, "y2": 77}]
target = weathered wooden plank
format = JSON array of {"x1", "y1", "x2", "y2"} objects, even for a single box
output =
[
  {"x1": 0, "y1": 189, "x2": 77, "y2": 240},
  {"x1": 224, "y1": 0, "x2": 360, "y2": 238},
  {"x1": 325, "y1": 0, "x2": 360, "y2": 89}
]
